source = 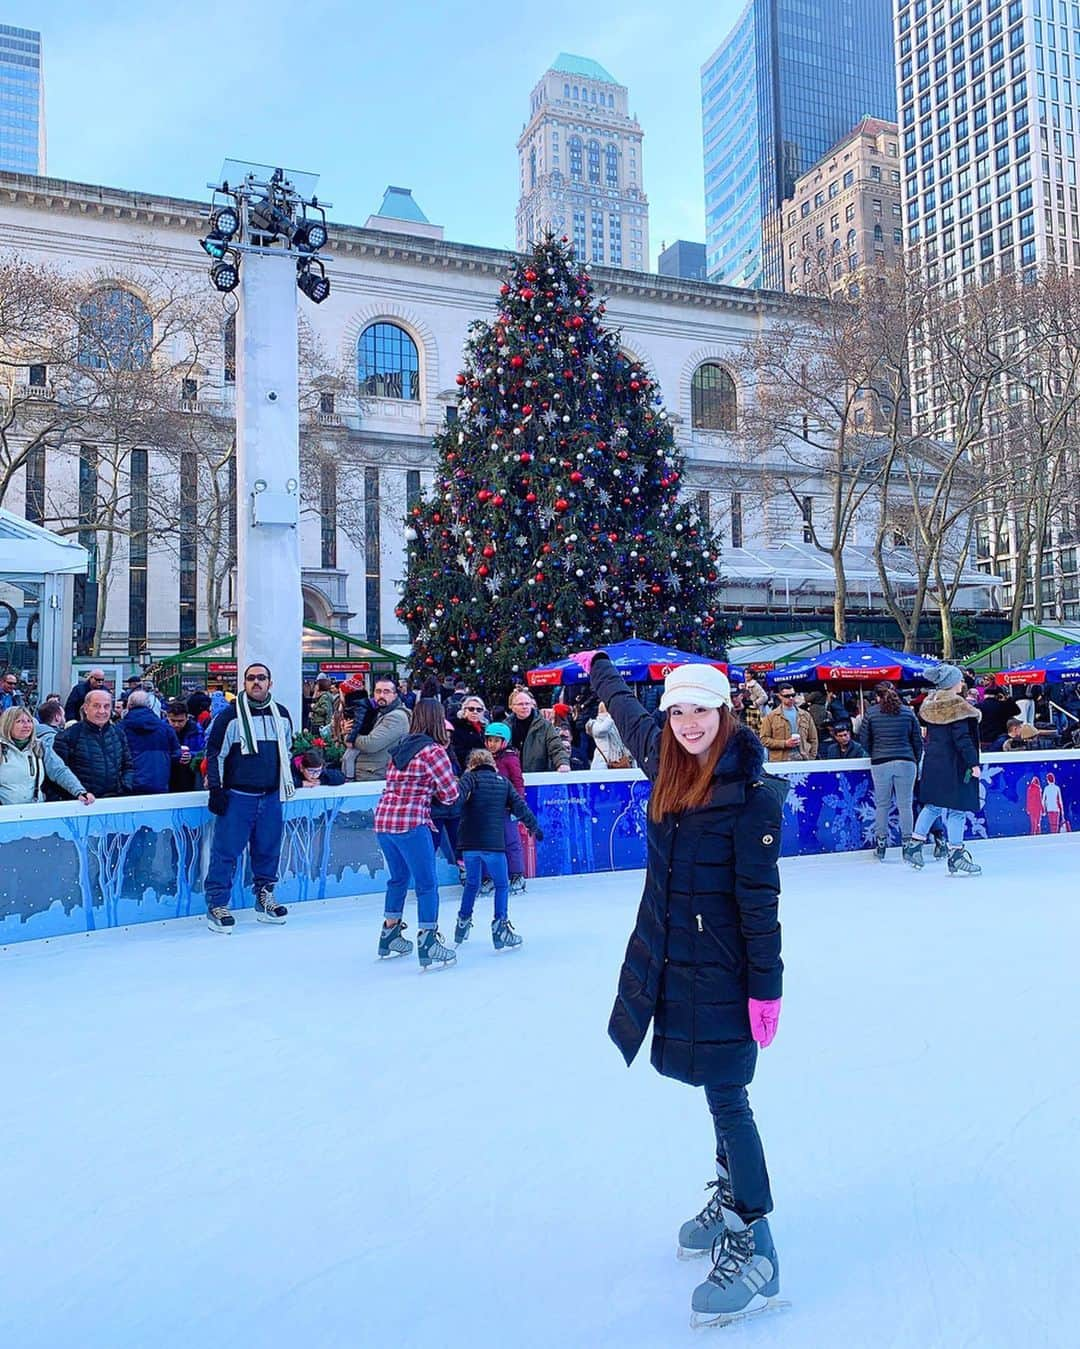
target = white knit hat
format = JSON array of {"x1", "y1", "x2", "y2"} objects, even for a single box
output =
[{"x1": 659, "y1": 663, "x2": 732, "y2": 712}]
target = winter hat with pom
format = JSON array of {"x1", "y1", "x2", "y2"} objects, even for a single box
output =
[
  {"x1": 925, "y1": 663, "x2": 963, "y2": 690},
  {"x1": 659, "y1": 663, "x2": 732, "y2": 712}
]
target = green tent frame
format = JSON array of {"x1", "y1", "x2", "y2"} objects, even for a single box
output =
[
  {"x1": 964, "y1": 623, "x2": 1080, "y2": 673},
  {"x1": 152, "y1": 622, "x2": 405, "y2": 697}
]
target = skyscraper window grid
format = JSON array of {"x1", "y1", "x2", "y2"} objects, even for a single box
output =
[{"x1": 0, "y1": 24, "x2": 44, "y2": 175}]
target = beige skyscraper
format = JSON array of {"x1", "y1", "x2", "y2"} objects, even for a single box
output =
[{"x1": 516, "y1": 53, "x2": 648, "y2": 271}]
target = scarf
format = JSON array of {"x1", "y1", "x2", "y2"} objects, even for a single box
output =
[{"x1": 236, "y1": 691, "x2": 296, "y2": 802}]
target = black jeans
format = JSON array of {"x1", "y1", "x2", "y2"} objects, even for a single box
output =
[{"x1": 705, "y1": 1084, "x2": 773, "y2": 1222}]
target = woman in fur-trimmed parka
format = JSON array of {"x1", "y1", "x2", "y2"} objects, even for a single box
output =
[
  {"x1": 572, "y1": 649, "x2": 787, "y2": 1328},
  {"x1": 904, "y1": 663, "x2": 983, "y2": 877}
]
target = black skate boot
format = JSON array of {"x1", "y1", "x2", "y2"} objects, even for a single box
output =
[
  {"x1": 902, "y1": 838, "x2": 925, "y2": 869},
  {"x1": 254, "y1": 885, "x2": 287, "y2": 924},
  {"x1": 454, "y1": 913, "x2": 473, "y2": 946},
  {"x1": 933, "y1": 833, "x2": 950, "y2": 861},
  {"x1": 378, "y1": 918, "x2": 413, "y2": 959},
  {"x1": 947, "y1": 846, "x2": 982, "y2": 877},
  {"x1": 491, "y1": 918, "x2": 522, "y2": 951},
  {"x1": 874, "y1": 836, "x2": 887, "y2": 861},
  {"x1": 207, "y1": 905, "x2": 235, "y2": 934}
]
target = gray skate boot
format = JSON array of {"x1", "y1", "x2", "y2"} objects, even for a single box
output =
[
  {"x1": 677, "y1": 1161, "x2": 734, "y2": 1259},
  {"x1": 454, "y1": 913, "x2": 473, "y2": 946},
  {"x1": 690, "y1": 1210, "x2": 784, "y2": 1330},
  {"x1": 902, "y1": 838, "x2": 925, "y2": 869},
  {"x1": 378, "y1": 918, "x2": 413, "y2": 959},
  {"x1": 418, "y1": 927, "x2": 457, "y2": 971},
  {"x1": 491, "y1": 918, "x2": 522, "y2": 951},
  {"x1": 874, "y1": 836, "x2": 887, "y2": 861},
  {"x1": 947, "y1": 846, "x2": 982, "y2": 877}
]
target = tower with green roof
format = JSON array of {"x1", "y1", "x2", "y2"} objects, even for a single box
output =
[{"x1": 516, "y1": 53, "x2": 649, "y2": 272}]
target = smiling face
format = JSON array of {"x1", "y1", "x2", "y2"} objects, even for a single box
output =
[
  {"x1": 2, "y1": 674, "x2": 17, "y2": 695},
  {"x1": 83, "y1": 690, "x2": 113, "y2": 725},
  {"x1": 666, "y1": 702, "x2": 722, "y2": 758},
  {"x1": 509, "y1": 690, "x2": 535, "y2": 720},
  {"x1": 10, "y1": 709, "x2": 33, "y2": 740}
]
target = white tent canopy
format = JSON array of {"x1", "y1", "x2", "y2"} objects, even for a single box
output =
[{"x1": 0, "y1": 508, "x2": 88, "y2": 576}]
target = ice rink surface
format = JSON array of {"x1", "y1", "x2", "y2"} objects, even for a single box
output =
[{"x1": 2, "y1": 833, "x2": 1078, "y2": 1349}]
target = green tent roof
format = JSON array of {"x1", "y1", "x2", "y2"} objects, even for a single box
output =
[
  {"x1": 551, "y1": 53, "x2": 618, "y2": 85},
  {"x1": 372, "y1": 186, "x2": 430, "y2": 224}
]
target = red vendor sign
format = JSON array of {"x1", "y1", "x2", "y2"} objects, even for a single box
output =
[{"x1": 816, "y1": 664, "x2": 902, "y2": 682}]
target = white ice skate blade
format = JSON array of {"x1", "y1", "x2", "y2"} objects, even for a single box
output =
[
  {"x1": 377, "y1": 948, "x2": 412, "y2": 960},
  {"x1": 206, "y1": 922, "x2": 233, "y2": 934},
  {"x1": 418, "y1": 959, "x2": 457, "y2": 973},
  {"x1": 255, "y1": 912, "x2": 287, "y2": 924},
  {"x1": 677, "y1": 1245, "x2": 712, "y2": 1261},
  {"x1": 691, "y1": 1295, "x2": 790, "y2": 1330}
]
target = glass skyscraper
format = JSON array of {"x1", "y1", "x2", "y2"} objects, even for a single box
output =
[
  {"x1": 0, "y1": 25, "x2": 45, "y2": 175},
  {"x1": 702, "y1": 0, "x2": 896, "y2": 289}
]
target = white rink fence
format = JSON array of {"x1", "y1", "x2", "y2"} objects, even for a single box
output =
[{"x1": 2, "y1": 750, "x2": 1079, "y2": 946}]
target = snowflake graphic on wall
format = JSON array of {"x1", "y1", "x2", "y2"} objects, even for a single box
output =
[{"x1": 819, "y1": 773, "x2": 875, "y2": 852}]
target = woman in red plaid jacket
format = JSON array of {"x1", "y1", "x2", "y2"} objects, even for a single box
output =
[{"x1": 374, "y1": 697, "x2": 461, "y2": 970}]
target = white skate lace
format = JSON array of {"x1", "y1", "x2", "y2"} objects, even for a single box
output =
[
  {"x1": 209, "y1": 906, "x2": 231, "y2": 921},
  {"x1": 707, "y1": 1226, "x2": 754, "y2": 1288}
]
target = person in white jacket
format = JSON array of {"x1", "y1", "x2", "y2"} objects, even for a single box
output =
[
  {"x1": 1042, "y1": 772, "x2": 1064, "y2": 833},
  {"x1": 0, "y1": 706, "x2": 93, "y2": 806},
  {"x1": 586, "y1": 701, "x2": 634, "y2": 769}
]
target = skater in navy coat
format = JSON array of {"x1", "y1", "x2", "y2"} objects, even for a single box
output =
[{"x1": 576, "y1": 650, "x2": 787, "y2": 1328}]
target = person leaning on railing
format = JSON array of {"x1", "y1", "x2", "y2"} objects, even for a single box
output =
[
  {"x1": 0, "y1": 706, "x2": 94, "y2": 806},
  {"x1": 53, "y1": 689, "x2": 133, "y2": 798}
]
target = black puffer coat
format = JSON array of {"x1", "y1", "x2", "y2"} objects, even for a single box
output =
[
  {"x1": 918, "y1": 692, "x2": 981, "y2": 812},
  {"x1": 456, "y1": 762, "x2": 538, "y2": 851},
  {"x1": 53, "y1": 718, "x2": 134, "y2": 797},
  {"x1": 590, "y1": 656, "x2": 786, "y2": 1088}
]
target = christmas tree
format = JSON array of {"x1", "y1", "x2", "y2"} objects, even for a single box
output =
[{"x1": 397, "y1": 234, "x2": 725, "y2": 693}]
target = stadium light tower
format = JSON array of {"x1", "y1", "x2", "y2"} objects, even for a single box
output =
[{"x1": 198, "y1": 161, "x2": 332, "y2": 719}]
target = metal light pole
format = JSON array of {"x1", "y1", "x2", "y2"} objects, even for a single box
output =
[{"x1": 198, "y1": 161, "x2": 331, "y2": 721}]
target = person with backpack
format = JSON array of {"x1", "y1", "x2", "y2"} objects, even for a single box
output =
[
  {"x1": 452, "y1": 747, "x2": 542, "y2": 951},
  {"x1": 569, "y1": 650, "x2": 787, "y2": 1329}
]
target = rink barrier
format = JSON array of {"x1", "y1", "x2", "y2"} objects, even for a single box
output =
[{"x1": 2, "y1": 750, "x2": 1079, "y2": 946}]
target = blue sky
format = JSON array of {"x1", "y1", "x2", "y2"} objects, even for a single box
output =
[{"x1": 17, "y1": 0, "x2": 745, "y2": 264}]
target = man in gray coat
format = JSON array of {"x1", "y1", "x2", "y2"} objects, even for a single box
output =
[{"x1": 347, "y1": 676, "x2": 411, "y2": 780}]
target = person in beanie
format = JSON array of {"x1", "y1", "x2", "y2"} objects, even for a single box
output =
[
  {"x1": 484, "y1": 721, "x2": 529, "y2": 892},
  {"x1": 570, "y1": 650, "x2": 786, "y2": 1328},
  {"x1": 203, "y1": 663, "x2": 295, "y2": 932},
  {"x1": 903, "y1": 664, "x2": 983, "y2": 876},
  {"x1": 452, "y1": 747, "x2": 542, "y2": 950}
]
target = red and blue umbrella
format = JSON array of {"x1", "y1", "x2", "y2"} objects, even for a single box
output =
[
  {"x1": 763, "y1": 641, "x2": 939, "y2": 687},
  {"x1": 527, "y1": 638, "x2": 730, "y2": 688},
  {"x1": 994, "y1": 643, "x2": 1080, "y2": 685}
]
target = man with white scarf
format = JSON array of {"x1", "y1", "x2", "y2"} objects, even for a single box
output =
[{"x1": 204, "y1": 662, "x2": 296, "y2": 933}]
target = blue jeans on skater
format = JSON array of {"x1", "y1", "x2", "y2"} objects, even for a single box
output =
[
  {"x1": 913, "y1": 804, "x2": 967, "y2": 847},
  {"x1": 205, "y1": 789, "x2": 283, "y2": 910},
  {"x1": 705, "y1": 1083, "x2": 773, "y2": 1223},
  {"x1": 377, "y1": 826, "x2": 440, "y2": 930},
  {"x1": 459, "y1": 850, "x2": 510, "y2": 922}
]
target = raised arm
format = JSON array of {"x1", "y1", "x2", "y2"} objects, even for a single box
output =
[{"x1": 586, "y1": 654, "x2": 661, "y2": 781}]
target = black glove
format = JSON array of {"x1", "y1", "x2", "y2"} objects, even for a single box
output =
[
  {"x1": 208, "y1": 787, "x2": 229, "y2": 817},
  {"x1": 532, "y1": 826, "x2": 545, "y2": 842}
]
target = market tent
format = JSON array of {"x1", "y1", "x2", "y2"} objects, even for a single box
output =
[
  {"x1": 724, "y1": 630, "x2": 831, "y2": 673},
  {"x1": 763, "y1": 640, "x2": 939, "y2": 687},
  {"x1": 994, "y1": 643, "x2": 1080, "y2": 685},
  {"x1": 966, "y1": 624, "x2": 1080, "y2": 673},
  {"x1": 526, "y1": 638, "x2": 728, "y2": 687}
]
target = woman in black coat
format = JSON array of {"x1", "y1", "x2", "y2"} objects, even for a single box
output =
[
  {"x1": 905, "y1": 664, "x2": 983, "y2": 876},
  {"x1": 576, "y1": 650, "x2": 786, "y2": 1328}
]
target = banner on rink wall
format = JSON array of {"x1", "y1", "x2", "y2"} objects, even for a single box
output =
[{"x1": 2, "y1": 752, "x2": 1079, "y2": 946}]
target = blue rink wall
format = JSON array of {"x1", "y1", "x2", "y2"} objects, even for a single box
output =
[{"x1": 2, "y1": 751, "x2": 1079, "y2": 946}]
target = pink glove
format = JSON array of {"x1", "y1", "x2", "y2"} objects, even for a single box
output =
[
  {"x1": 569, "y1": 650, "x2": 599, "y2": 675},
  {"x1": 748, "y1": 997, "x2": 782, "y2": 1049}
]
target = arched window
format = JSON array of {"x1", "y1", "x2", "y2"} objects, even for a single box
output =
[
  {"x1": 691, "y1": 364, "x2": 737, "y2": 432},
  {"x1": 572, "y1": 86, "x2": 579, "y2": 99},
  {"x1": 224, "y1": 314, "x2": 235, "y2": 384},
  {"x1": 832, "y1": 237, "x2": 841, "y2": 255},
  {"x1": 358, "y1": 322, "x2": 419, "y2": 401},
  {"x1": 564, "y1": 83, "x2": 570, "y2": 97},
  {"x1": 569, "y1": 136, "x2": 582, "y2": 178},
  {"x1": 587, "y1": 140, "x2": 601, "y2": 184},
  {"x1": 605, "y1": 143, "x2": 618, "y2": 187},
  {"x1": 846, "y1": 228, "x2": 857, "y2": 248},
  {"x1": 78, "y1": 287, "x2": 152, "y2": 370}
]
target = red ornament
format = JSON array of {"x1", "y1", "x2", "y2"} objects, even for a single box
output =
[
  {"x1": 535, "y1": 573, "x2": 545, "y2": 583},
  {"x1": 570, "y1": 471, "x2": 584, "y2": 484},
  {"x1": 541, "y1": 543, "x2": 552, "y2": 554},
  {"x1": 524, "y1": 268, "x2": 538, "y2": 282},
  {"x1": 630, "y1": 380, "x2": 640, "y2": 391},
  {"x1": 525, "y1": 491, "x2": 537, "y2": 503},
  {"x1": 482, "y1": 545, "x2": 495, "y2": 558},
  {"x1": 491, "y1": 494, "x2": 505, "y2": 506},
  {"x1": 477, "y1": 490, "x2": 491, "y2": 503},
  {"x1": 510, "y1": 355, "x2": 524, "y2": 368},
  {"x1": 571, "y1": 315, "x2": 584, "y2": 329},
  {"x1": 651, "y1": 584, "x2": 662, "y2": 594},
  {"x1": 477, "y1": 564, "x2": 490, "y2": 577},
  {"x1": 521, "y1": 404, "x2": 533, "y2": 416},
  {"x1": 584, "y1": 598, "x2": 596, "y2": 608},
  {"x1": 521, "y1": 288, "x2": 535, "y2": 301},
  {"x1": 519, "y1": 451, "x2": 532, "y2": 463},
  {"x1": 555, "y1": 499, "x2": 569, "y2": 512},
  {"x1": 455, "y1": 373, "x2": 466, "y2": 386}
]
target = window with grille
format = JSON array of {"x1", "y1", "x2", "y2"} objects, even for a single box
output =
[
  {"x1": 358, "y1": 323, "x2": 419, "y2": 400},
  {"x1": 691, "y1": 364, "x2": 737, "y2": 432}
]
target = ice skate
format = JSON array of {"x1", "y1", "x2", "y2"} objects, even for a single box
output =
[
  {"x1": 690, "y1": 1211, "x2": 787, "y2": 1330},
  {"x1": 874, "y1": 836, "x2": 887, "y2": 861},
  {"x1": 509, "y1": 873, "x2": 527, "y2": 895},
  {"x1": 947, "y1": 846, "x2": 982, "y2": 877},
  {"x1": 454, "y1": 913, "x2": 473, "y2": 946},
  {"x1": 418, "y1": 928, "x2": 457, "y2": 971},
  {"x1": 902, "y1": 839, "x2": 925, "y2": 869},
  {"x1": 932, "y1": 834, "x2": 949, "y2": 861},
  {"x1": 678, "y1": 1162, "x2": 734, "y2": 1259},
  {"x1": 254, "y1": 885, "x2": 287, "y2": 924},
  {"x1": 479, "y1": 878, "x2": 494, "y2": 896},
  {"x1": 207, "y1": 905, "x2": 235, "y2": 934},
  {"x1": 491, "y1": 918, "x2": 522, "y2": 951},
  {"x1": 378, "y1": 918, "x2": 413, "y2": 959}
]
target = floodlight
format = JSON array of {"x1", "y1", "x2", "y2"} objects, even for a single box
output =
[
  {"x1": 201, "y1": 233, "x2": 229, "y2": 260},
  {"x1": 248, "y1": 194, "x2": 295, "y2": 240},
  {"x1": 210, "y1": 254, "x2": 240, "y2": 293},
  {"x1": 293, "y1": 218, "x2": 328, "y2": 252},
  {"x1": 213, "y1": 205, "x2": 240, "y2": 238},
  {"x1": 297, "y1": 258, "x2": 330, "y2": 304}
]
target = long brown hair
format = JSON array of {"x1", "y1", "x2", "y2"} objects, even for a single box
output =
[
  {"x1": 409, "y1": 698, "x2": 450, "y2": 745},
  {"x1": 875, "y1": 681, "x2": 902, "y2": 714},
  {"x1": 649, "y1": 708, "x2": 737, "y2": 821}
]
